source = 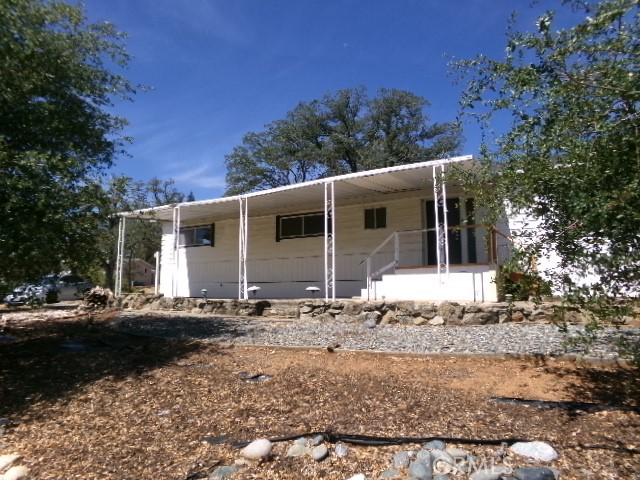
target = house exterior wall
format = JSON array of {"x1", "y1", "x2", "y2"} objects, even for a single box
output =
[{"x1": 157, "y1": 190, "x2": 500, "y2": 300}]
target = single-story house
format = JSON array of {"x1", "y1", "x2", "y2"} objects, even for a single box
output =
[{"x1": 116, "y1": 155, "x2": 517, "y2": 302}]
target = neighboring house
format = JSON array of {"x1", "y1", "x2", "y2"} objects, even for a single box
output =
[
  {"x1": 124, "y1": 257, "x2": 156, "y2": 287},
  {"x1": 117, "y1": 155, "x2": 516, "y2": 302}
]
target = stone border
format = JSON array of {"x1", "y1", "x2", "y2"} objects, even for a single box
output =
[{"x1": 116, "y1": 294, "x2": 602, "y2": 326}]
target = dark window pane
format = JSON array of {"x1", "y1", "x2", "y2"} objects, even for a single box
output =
[
  {"x1": 195, "y1": 227, "x2": 211, "y2": 245},
  {"x1": 364, "y1": 208, "x2": 375, "y2": 229},
  {"x1": 376, "y1": 208, "x2": 386, "y2": 229},
  {"x1": 304, "y1": 214, "x2": 324, "y2": 236},
  {"x1": 281, "y1": 216, "x2": 303, "y2": 238},
  {"x1": 179, "y1": 229, "x2": 194, "y2": 246}
]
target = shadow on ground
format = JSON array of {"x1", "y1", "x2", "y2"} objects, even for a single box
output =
[
  {"x1": 555, "y1": 364, "x2": 640, "y2": 408},
  {"x1": 0, "y1": 313, "x2": 243, "y2": 417}
]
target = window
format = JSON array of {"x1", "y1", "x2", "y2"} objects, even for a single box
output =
[
  {"x1": 276, "y1": 212, "x2": 326, "y2": 241},
  {"x1": 364, "y1": 207, "x2": 386, "y2": 229},
  {"x1": 180, "y1": 224, "x2": 214, "y2": 247}
]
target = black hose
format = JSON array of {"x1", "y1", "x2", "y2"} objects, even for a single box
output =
[{"x1": 231, "y1": 430, "x2": 529, "y2": 449}]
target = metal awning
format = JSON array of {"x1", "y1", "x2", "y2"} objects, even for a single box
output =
[
  {"x1": 115, "y1": 155, "x2": 475, "y2": 300},
  {"x1": 120, "y1": 155, "x2": 474, "y2": 223}
]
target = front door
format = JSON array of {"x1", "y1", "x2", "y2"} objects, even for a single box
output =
[
  {"x1": 424, "y1": 198, "x2": 479, "y2": 266},
  {"x1": 425, "y1": 198, "x2": 461, "y2": 266}
]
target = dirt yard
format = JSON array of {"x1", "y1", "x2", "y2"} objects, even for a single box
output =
[{"x1": 0, "y1": 306, "x2": 638, "y2": 479}]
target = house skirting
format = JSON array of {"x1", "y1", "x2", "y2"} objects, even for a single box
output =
[{"x1": 116, "y1": 294, "x2": 587, "y2": 325}]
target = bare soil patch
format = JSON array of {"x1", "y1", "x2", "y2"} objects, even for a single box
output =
[{"x1": 0, "y1": 309, "x2": 638, "y2": 479}]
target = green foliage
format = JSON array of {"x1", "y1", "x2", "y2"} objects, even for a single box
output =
[
  {"x1": 452, "y1": 0, "x2": 640, "y2": 300},
  {"x1": 497, "y1": 251, "x2": 553, "y2": 301},
  {"x1": 0, "y1": 0, "x2": 136, "y2": 290},
  {"x1": 225, "y1": 86, "x2": 462, "y2": 195},
  {"x1": 452, "y1": 0, "x2": 639, "y2": 362}
]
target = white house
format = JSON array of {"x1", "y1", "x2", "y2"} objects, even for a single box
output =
[{"x1": 116, "y1": 155, "x2": 516, "y2": 302}]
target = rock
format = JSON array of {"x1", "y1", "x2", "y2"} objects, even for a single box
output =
[
  {"x1": 413, "y1": 317, "x2": 428, "y2": 326},
  {"x1": 293, "y1": 437, "x2": 308, "y2": 446},
  {"x1": 3, "y1": 466, "x2": 30, "y2": 480},
  {"x1": 364, "y1": 311, "x2": 382, "y2": 324},
  {"x1": 341, "y1": 302, "x2": 363, "y2": 316},
  {"x1": 393, "y1": 451, "x2": 411, "y2": 468},
  {"x1": 433, "y1": 475, "x2": 452, "y2": 480},
  {"x1": 469, "y1": 465, "x2": 512, "y2": 480},
  {"x1": 437, "y1": 301, "x2": 464, "y2": 324},
  {"x1": 416, "y1": 449, "x2": 432, "y2": 461},
  {"x1": 364, "y1": 318, "x2": 377, "y2": 329},
  {"x1": 433, "y1": 459, "x2": 455, "y2": 475},
  {"x1": 311, "y1": 445, "x2": 329, "y2": 461},
  {"x1": 530, "y1": 309, "x2": 551, "y2": 321},
  {"x1": 444, "y1": 447, "x2": 469, "y2": 459},
  {"x1": 460, "y1": 311, "x2": 499, "y2": 325},
  {"x1": 396, "y1": 315, "x2": 414, "y2": 325},
  {"x1": 513, "y1": 466, "x2": 557, "y2": 480},
  {"x1": 209, "y1": 465, "x2": 238, "y2": 478},
  {"x1": 408, "y1": 458, "x2": 433, "y2": 479},
  {"x1": 334, "y1": 443, "x2": 349, "y2": 457},
  {"x1": 509, "y1": 441, "x2": 558, "y2": 462},
  {"x1": 0, "y1": 454, "x2": 21, "y2": 471},
  {"x1": 379, "y1": 468, "x2": 402, "y2": 478},
  {"x1": 380, "y1": 311, "x2": 397, "y2": 325},
  {"x1": 430, "y1": 449, "x2": 455, "y2": 465},
  {"x1": 240, "y1": 438, "x2": 272, "y2": 460},
  {"x1": 310, "y1": 434, "x2": 324, "y2": 446},
  {"x1": 428, "y1": 316, "x2": 445, "y2": 326},
  {"x1": 286, "y1": 444, "x2": 309, "y2": 457},
  {"x1": 423, "y1": 440, "x2": 446, "y2": 451},
  {"x1": 346, "y1": 474, "x2": 366, "y2": 480}
]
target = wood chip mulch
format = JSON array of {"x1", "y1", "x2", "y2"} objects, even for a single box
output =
[{"x1": 0, "y1": 309, "x2": 638, "y2": 479}]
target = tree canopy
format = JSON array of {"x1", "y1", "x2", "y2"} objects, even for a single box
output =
[
  {"x1": 98, "y1": 176, "x2": 185, "y2": 290},
  {"x1": 224, "y1": 87, "x2": 462, "y2": 195},
  {"x1": 0, "y1": 0, "x2": 136, "y2": 287},
  {"x1": 453, "y1": 0, "x2": 639, "y2": 303}
]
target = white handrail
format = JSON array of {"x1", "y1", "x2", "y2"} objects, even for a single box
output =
[{"x1": 362, "y1": 224, "x2": 495, "y2": 300}]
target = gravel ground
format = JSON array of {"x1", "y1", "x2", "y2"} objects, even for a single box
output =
[{"x1": 112, "y1": 311, "x2": 640, "y2": 362}]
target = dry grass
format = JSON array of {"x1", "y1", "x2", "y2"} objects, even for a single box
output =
[{"x1": 0, "y1": 309, "x2": 638, "y2": 479}]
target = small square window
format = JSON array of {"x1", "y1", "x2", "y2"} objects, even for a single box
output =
[{"x1": 364, "y1": 207, "x2": 386, "y2": 229}]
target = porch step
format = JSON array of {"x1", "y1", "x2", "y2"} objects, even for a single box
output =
[{"x1": 361, "y1": 267, "x2": 498, "y2": 302}]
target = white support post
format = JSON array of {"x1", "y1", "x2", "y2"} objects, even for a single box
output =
[
  {"x1": 238, "y1": 197, "x2": 248, "y2": 300},
  {"x1": 324, "y1": 181, "x2": 336, "y2": 302},
  {"x1": 115, "y1": 216, "x2": 126, "y2": 297},
  {"x1": 394, "y1": 231, "x2": 400, "y2": 267},
  {"x1": 172, "y1": 206, "x2": 181, "y2": 297},
  {"x1": 153, "y1": 251, "x2": 160, "y2": 295},
  {"x1": 366, "y1": 257, "x2": 372, "y2": 301},
  {"x1": 433, "y1": 164, "x2": 450, "y2": 297}
]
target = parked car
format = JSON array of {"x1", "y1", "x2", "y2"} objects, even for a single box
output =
[
  {"x1": 40, "y1": 274, "x2": 93, "y2": 302},
  {"x1": 3, "y1": 284, "x2": 48, "y2": 306}
]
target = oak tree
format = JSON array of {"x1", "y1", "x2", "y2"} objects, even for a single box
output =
[{"x1": 225, "y1": 87, "x2": 462, "y2": 195}]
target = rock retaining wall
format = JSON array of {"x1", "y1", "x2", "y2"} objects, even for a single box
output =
[{"x1": 117, "y1": 294, "x2": 595, "y2": 325}]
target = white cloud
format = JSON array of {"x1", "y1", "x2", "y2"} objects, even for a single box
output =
[{"x1": 169, "y1": 162, "x2": 227, "y2": 194}]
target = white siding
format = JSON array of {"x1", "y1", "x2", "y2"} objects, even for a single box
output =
[{"x1": 158, "y1": 191, "x2": 501, "y2": 299}]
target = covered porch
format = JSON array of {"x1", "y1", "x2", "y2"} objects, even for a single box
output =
[{"x1": 116, "y1": 155, "x2": 506, "y2": 302}]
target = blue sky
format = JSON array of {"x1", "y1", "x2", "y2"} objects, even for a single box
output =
[{"x1": 82, "y1": 0, "x2": 574, "y2": 201}]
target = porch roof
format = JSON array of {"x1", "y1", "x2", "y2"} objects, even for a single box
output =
[{"x1": 122, "y1": 155, "x2": 474, "y2": 223}]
